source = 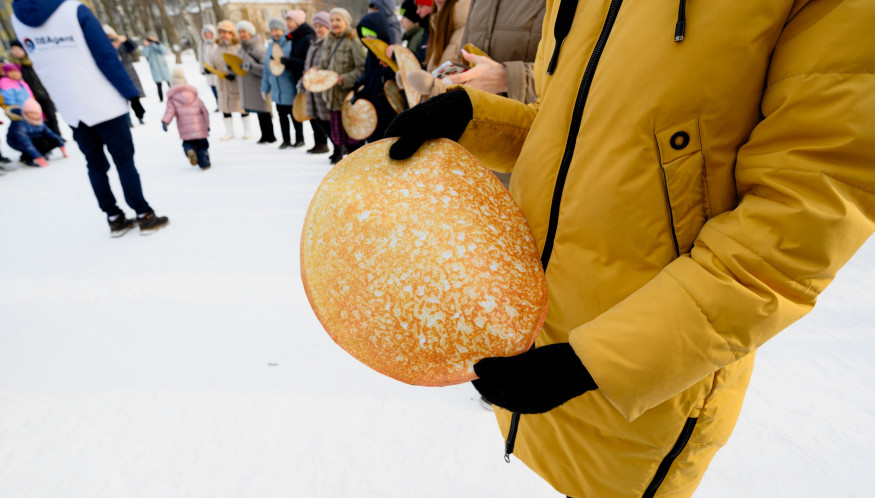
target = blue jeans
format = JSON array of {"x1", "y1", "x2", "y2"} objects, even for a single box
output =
[
  {"x1": 72, "y1": 114, "x2": 151, "y2": 216},
  {"x1": 182, "y1": 138, "x2": 210, "y2": 168}
]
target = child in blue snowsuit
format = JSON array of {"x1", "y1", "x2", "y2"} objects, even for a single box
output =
[{"x1": 7, "y1": 98, "x2": 66, "y2": 167}]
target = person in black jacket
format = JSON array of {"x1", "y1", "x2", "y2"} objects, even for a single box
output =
[
  {"x1": 282, "y1": 10, "x2": 315, "y2": 148},
  {"x1": 354, "y1": 12, "x2": 397, "y2": 143}
]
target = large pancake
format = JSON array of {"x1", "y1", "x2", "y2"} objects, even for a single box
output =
[
  {"x1": 301, "y1": 138, "x2": 547, "y2": 386},
  {"x1": 302, "y1": 67, "x2": 340, "y2": 92},
  {"x1": 341, "y1": 92, "x2": 378, "y2": 141}
]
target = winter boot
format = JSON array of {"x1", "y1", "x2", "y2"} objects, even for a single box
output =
[
  {"x1": 198, "y1": 150, "x2": 211, "y2": 170},
  {"x1": 329, "y1": 145, "x2": 346, "y2": 165},
  {"x1": 279, "y1": 141, "x2": 293, "y2": 149},
  {"x1": 307, "y1": 143, "x2": 330, "y2": 154},
  {"x1": 186, "y1": 149, "x2": 198, "y2": 166},
  {"x1": 221, "y1": 117, "x2": 235, "y2": 141},
  {"x1": 137, "y1": 209, "x2": 170, "y2": 234},
  {"x1": 108, "y1": 213, "x2": 136, "y2": 238},
  {"x1": 241, "y1": 115, "x2": 252, "y2": 140}
]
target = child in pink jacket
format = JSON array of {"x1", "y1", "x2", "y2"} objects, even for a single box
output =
[{"x1": 161, "y1": 67, "x2": 210, "y2": 169}]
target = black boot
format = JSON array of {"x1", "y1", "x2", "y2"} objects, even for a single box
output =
[
  {"x1": 329, "y1": 145, "x2": 346, "y2": 165},
  {"x1": 108, "y1": 213, "x2": 136, "y2": 238},
  {"x1": 307, "y1": 143, "x2": 330, "y2": 154},
  {"x1": 279, "y1": 141, "x2": 293, "y2": 149},
  {"x1": 137, "y1": 209, "x2": 170, "y2": 234}
]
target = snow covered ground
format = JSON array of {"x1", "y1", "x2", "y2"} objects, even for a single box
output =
[{"x1": 1, "y1": 51, "x2": 873, "y2": 497}]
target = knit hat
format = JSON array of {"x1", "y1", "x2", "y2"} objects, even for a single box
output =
[
  {"x1": 268, "y1": 18, "x2": 285, "y2": 31},
  {"x1": 217, "y1": 20, "x2": 236, "y2": 33},
  {"x1": 415, "y1": 0, "x2": 433, "y2": 5},
  {"x1": 285, "y1": 9, "x2": 307, "y2": 27},
  {"x1": 2, "y1": 62, "x2": 21, "y2": 74},
  {"x1": 329, "y1": 8, "x2": 353, "y2": 29},
  {"x1": 146, "y1": 31, "x2": 158, "y2": 40},
  {"x1": 400, "y1": 0, "x2": 421, "y2": 23},
  {"x1": 22, "y1": 98, "x2": 43, "y2": 126},
  {"x1": 202, "y1": 24, "x2": 217, "y2": 38},
  {"x1": 236, "y1": 20, "x2": 256, "y2": 36},
  {"x1": 10, "y1": 40, "x2": 23, "y2": 49},
  {"x1": 312, "y1": 11, "x2": 330, "y2": 30},
  {"x1": 102, "y1": 24, "x2": 118, "y2": 39},
  {"x1": 171, "y1": 66, "x2": 187, "y2": 86}
]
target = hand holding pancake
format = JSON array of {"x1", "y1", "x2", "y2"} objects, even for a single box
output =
[
  {"x1": 473, "y1": 343, "x2": 598, "y2": 414},
  {"x1": 384, "y1": 90, "x2": 473, "y2": 160}
]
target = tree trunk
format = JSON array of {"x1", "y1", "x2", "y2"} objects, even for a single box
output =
[
  {"x1": 154, "y1": 0, "x2": 182, "y2": 63},
  {"x1": 210, "y1": 0, "x2": 225, "y2": 24}
]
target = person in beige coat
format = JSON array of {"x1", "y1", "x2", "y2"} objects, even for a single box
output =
[
  {"x1": 424, "y1": 0, "x2": 471, "y2": 71},
  {"x1": 212, "y1": 20, "x2": 250, "y2": 140}
]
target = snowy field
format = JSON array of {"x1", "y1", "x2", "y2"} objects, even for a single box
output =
[{"x1": 1, "y1": 51, "x2": 873, "y2": 497}]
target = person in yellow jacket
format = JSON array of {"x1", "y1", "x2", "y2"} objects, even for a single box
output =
[{"x1": 386, "y1": 1, "x2": 875, "y2": 496}]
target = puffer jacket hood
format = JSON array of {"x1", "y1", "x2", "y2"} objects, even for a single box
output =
[
  {"x1": 369, "y1": 0, "x2": 402, "y2": 44},
  {"x1": 454, "y1": 1, "x2": 875, "y2": 497},
  {"x1": 202, "y1": 24, "x2": 217, "y2": 38},
  {"x1": 167, "y1": 84, "x2": 197, "y2": 105},
  {"x1": 12, "y1": 0, "x2": 65, "y2": 27}
]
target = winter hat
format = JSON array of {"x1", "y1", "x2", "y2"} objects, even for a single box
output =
[
  {"x1": 400, "y1": 0, "x2": 421, "y2": 23},
  {"x1": 171, "y1": 66, "x2": 187, "y2": 86},
  {"x1": 2, "y1": 62, "x2": 21, "y2": 74},
  {"x1": 415, "y1": 0, "x2": 433, "y2": 5},
  {"x1": 285, "y1": 9, "x2": 307, "y2": 27},
  {"x1": 22, "y1": 98, "x2": 43, "y2": 126},
  {"x1": 10, "y1": 40, "x2": 23, "y2": 49},
  {"x1": 312, "y1": 11, "x2": 330, "y2": 30},
  {"x1": 268, "y1": 18, "x2": 285, "y2": 32},
  {"x1": 236, "y1": 20, "x2": 256, "y2": 36},
  {"x1": 202, "y1": 24, "x2": 217, "y2": 38},
  {"x1": 329, "y1": 8, "x2": 353, "y2": 30},
  {"x1": 102, "y1": 24, "x2": 118, "y2": 39},
  {"x1": 146, "y1": 31, "x2": 158, "y2": 40},
  {"x1": 217, "y1": 20, "x2": 236, "y2": 33}
]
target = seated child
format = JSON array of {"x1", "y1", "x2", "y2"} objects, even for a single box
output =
[
  {"x1": 0, "y1": 62, "x2": 34, "y2": 108},
  {"x1": 161, "y1": 67, "x2": 210, "y2": 170},
  {"x1": 7, "y1": 98, "x2": 66, "y2": 167}
]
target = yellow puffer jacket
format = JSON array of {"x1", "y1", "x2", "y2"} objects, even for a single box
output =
[{"x1": 456, "y1": 1, "x2": 875, "y2": 496}]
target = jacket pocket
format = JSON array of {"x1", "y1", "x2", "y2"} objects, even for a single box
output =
[{"x1": 656, "y1": 118, "x2": 707, "y2": 256}]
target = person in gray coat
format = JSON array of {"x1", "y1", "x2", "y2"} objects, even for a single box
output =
[
  {"x1": 199, "y1": 24, "x2": 219, "y2": 110},
  {"x1": 296, "y1": 11, "x2": 331, "y2": 154},
  {"x1": 236, "y1": 20, "x2": 275, "y2": 143},
  {"x1": 104, "y1": 26, "x2": 146, "y2": 125}
]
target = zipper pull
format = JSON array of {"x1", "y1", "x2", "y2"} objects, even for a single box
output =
[{"x1": 675, "y1": 0, "x2": 687, "y2": 42}]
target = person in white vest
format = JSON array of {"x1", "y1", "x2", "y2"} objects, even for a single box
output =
[{"x1": 12, "y1": 0, "x2": 169, "y2": 236}]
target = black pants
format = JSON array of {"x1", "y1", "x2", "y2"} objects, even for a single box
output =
[
  {"x1": 129, "y1": 97, "x2": 145, "y2": 120},
  {"x1": 19, "y1": 135, "x2": 63, "y2": 162},
  {"x1": 72, "y1": 114, "x2": 151, "y2": 216},
  {"x1": 223, "y1": 112, "x2": 249, "y2": 118},
  {"x1": 276, "y1": 104, "x2": 304, "y2": 144},
  {"x1": 313, "y1": 118, "x2": 332, "y2": 148},
  {"x1": 182, "y1": 138, "x2": 210, "y2": 168},
  {"x1": 255, "y1": 112, "x2": 276, "y2": 141},
  {"x1": 156, "y1": 82, "x2": 164, "y2": 102}
]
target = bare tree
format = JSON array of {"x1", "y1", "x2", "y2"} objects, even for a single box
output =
[{"x1": 154, "y1": 0, "x2": 182, "y2": 62}]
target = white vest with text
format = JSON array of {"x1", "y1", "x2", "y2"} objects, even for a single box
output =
[{"x1": 12, "y1": 0, "x2": 128, "y2": 127}]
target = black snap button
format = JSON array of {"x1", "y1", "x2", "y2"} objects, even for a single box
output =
[{"x1": 670, "y1": 131, "x2": 690, "y2": 150}]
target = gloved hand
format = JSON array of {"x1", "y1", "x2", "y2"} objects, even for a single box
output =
[
  {"x1": 261, "y1": 91, "x2": 268, "y2": 101},
  {"x1": 350, "y1": 86, "x2": 366, "y2": 105},
  {"x1": 472, "y1": 343, "x2": 598, "y2": 414},
  {"x1": 383, "y1": 89, "x2": 473, "y2": 160},
  {"x1": 161, "y1": 122, "x2": 168, "y2": 132},
  {"x1": 280, "y1": 57, "x2": 289, "y2": 66},
  {"x1": 202, "y1": 69, "x2": 209, "y2": 76},
  {"x1": 226, "y1": 73, "x2": 236, "y2": 82},
  {"x1": 242, "y1": 61, "x2": 251, "y2": 72}
]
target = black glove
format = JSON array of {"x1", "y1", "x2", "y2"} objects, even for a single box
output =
[
  {"x1": 225, "y1": 73, "x2": 236, "y2": 82},
  {"x1": 472, "y1": 343, "x2": 598, "y2": 414},
  {"x1": 383, "y1": 89, "x2": 473, "y2": 160},
  {"x1": 202, "y1": 69, "x2": 209, "y2": 76},
  {"x1": 280, "y1": 57, "x2": 289, "y2": 65},
  {"x1": 351, "y1": 86, "x2": 366, "y2": 105}
]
